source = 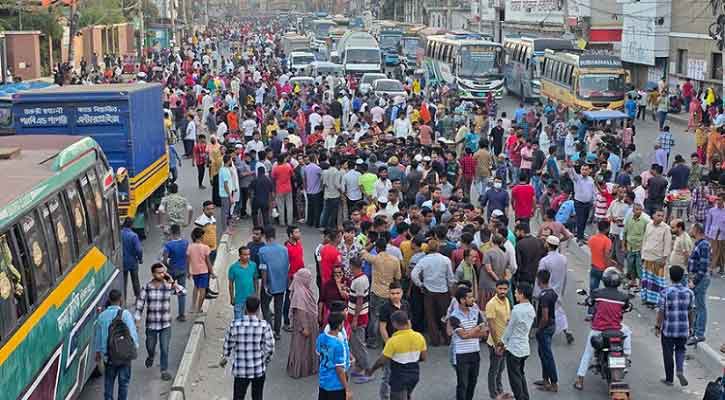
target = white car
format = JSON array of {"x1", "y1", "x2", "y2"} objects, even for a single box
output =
[
  {"x1": 372, "y1": 79, "x2": 407, "y2": 98},
  {"x1": 359, "y1": 73, "x2": 387, "y2": 94}
]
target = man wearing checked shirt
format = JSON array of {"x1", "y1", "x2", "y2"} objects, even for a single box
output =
[{"x1": 655, "y1": 265, "x2": 693, "y2": 387}]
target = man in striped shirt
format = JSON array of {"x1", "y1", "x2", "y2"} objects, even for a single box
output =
[{"x1": 449, "y1": 286, "x2": 488, "y2": 400}]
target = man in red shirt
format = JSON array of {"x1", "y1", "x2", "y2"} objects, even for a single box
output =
[
  {"x1": 586, "y1": 221, "x2": 613, "y2": 319},
  {"x1": 511, "y1": 173, "x2": 536, "y2": 225},
  {"x1": 458, "y1": 147, "x2": 476, "y2": 195},
  {"x1": 271, "y1": 154, "x2": 294, "y2": 226},
  {"x1": 283, "y1": 225, "x2": 305, "y2": 331},
  {"x1": 319, "y1": 229, "x2": 342, "y2": 286}
]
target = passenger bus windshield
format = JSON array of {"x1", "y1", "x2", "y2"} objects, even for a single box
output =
[
  {"x1": 314, "y1": 23, "x2": 334, "y2": 38},
  {"x1": 459, "y1": 46, "x2": 499, "y2": 78},
  {"x1": 346, "y1": 49, "x2": 380, "y2": 64},
  {"x1": 401, "y1": 38, "x2": 418, "y2": 55},
  {"x1": 578, "y1": 74, "x2": 625, "y2": 99},
  {"x1": 293, "y1": 55, "x2": 315, "y2": 65},
  {"x1": 380, "y1": 34, "x2": 402, "y2": 50}
]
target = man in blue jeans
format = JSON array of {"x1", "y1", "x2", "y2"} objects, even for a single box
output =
[
  {"x1": 95, "y1": 289, "x2": 139, "y2": 400},
  {"x1": 534, "y1": 269, "x2": 559, "y2": 392},
  {"x1": 687, "y1": 223, "x2": 711, "y2": 345},
  {"x1": 162, "y1": 224, "x2": 189, "y2": 321},
  {"x1": 135, "y1": 263, "x2": 185, "y2": 381}
]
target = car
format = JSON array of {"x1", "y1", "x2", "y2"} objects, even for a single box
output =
[
  {"x1": 372, "y1": 78, "x2": 407, "y2": 98},
  {"x1": 359, "y1": 73, "x2": 387, "y2": 94},
  {"x1": 289, "y1": 76, "x2": 316, "y2": 88}
]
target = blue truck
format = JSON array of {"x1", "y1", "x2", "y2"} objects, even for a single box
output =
[{"x1": 11, "y1": 83, "x2": 169, "y2": 229}]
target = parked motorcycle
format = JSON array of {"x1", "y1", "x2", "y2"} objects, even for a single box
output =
[{"x1": 577, "y1": 288, "x2": 632, "y2": 400}]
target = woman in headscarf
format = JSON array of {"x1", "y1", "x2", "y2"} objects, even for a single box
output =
[{"x1": 286, "y1": 268, "x2": 319, "y2": 378}]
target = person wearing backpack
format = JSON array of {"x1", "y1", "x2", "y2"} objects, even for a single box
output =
[{"x1": 95, "y1": 288, "x2": 139, "y2": 400}]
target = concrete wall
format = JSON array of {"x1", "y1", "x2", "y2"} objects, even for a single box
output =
[{"x1": 4, "y1": 31, "x2": 41, "y2": 80}]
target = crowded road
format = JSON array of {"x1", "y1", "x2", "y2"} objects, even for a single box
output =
[{"x1": 78, "y1": 92, "x2": 721, "y2": 399}]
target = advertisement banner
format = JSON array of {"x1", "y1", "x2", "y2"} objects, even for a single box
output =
[{"x1": 505, "y1": 0, "x2": 564, "y2": 24}]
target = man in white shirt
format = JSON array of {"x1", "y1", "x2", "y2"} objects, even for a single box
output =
[
  {"x1": 308, "y1": 108, "x2": 322, "y2": 132},
  {"x1": 370, "y1": 105, "x2": 385, "y2": 125},
  {"x1": 216, "y1": 120, "x2": 228, "y2": 138},
  {"x1": 246, "y1": 132, "x2": 265, "y2": 159},
  {"x1": 183, "y1": 113, "x2": 196, "y2": 157},
  {"x1": 393, "y1": 113, "x2": 411, "y2": 138},
  {"x1": 242, "y1": 116, "x2": 257, "y2": 139}
]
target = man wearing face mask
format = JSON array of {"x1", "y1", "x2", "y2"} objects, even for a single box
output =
[{"x1": 480, "y1": 176, "x2": 509, "y2": 220}]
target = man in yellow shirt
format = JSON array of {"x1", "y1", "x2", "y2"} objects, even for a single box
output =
[{"x1": 485, "y1": 280, "x2": 511, "y2": 399}]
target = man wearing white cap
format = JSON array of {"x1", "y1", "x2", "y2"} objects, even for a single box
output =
[{"x1": 536, "y1": 236, "x2": 574, "y2": 345}]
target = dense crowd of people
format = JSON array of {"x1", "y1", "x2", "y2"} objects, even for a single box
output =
[{"x1": 94, "y1": 16, "x2": 725, "y2": 400}]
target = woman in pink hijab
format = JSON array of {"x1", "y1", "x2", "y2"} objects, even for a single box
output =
[{"x1": 286, "y1": 268, "x2": 319, "y2": 378}]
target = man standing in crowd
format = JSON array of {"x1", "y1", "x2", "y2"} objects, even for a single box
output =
[
  {"x1": 567, "y1": 161, "x2": 596, "y2": 245},
  {"x1": 122, "y1": 217, "x2": 143, "y2": 300},
  {"x1": 228, "y1": 246, "x2": 259, "y2": 321},
  {"x1": 450, "y1": 286, "x2": 488, "y2": 400},
  {"x1": 377, "y1": 281, "x2": 410, "y2": 398},
  {"x1": 534, "y1": 269, "x2": 559, "y2": 392},
  {"x1": 367, "y1": 311, "x2": 427, "y2": 400},
  {"x1": 485, "y1": 280, "x2": 511, "y2": 399},
  {"x1": 623, "y1": 203, "x2": 650, "y2": 290},
  {"x1": 411, "y1": 239, "x2": 456, "y2": 347},
  {"x1": 135, "y1": 263, "x2": 184, "y2": 381},
  {"x1": 96, "y1": 289, "x2": 139, "y2": 400},
  {"x1": 362, "y1": 238, "x2": 402, "y2": 349},
  {"x1": 284, "y1": 226, "x2": 305, "y2": 331},
  {"x1": 687, "y1": 223, "x2": 710, "y2": 345},
  {"x1": 641, "y1": 210, "x2": 673, "y2": 307},
  {"x1": 258, "y1": 226, "x2": 290, "y2": 340},
  {"x1": 502, "y1": 283, "x2": 536, "y2": 400},
  {"x1": 316, "y1": 312, "x2": 352, "y2": 400},
  {"x1": 221, "y1": 296, "x2": 275, "y2": 400},
  {"x1": 655, "y1": 265, "x2": 692, "y2": 387}
]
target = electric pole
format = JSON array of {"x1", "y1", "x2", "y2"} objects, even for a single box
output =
[
  {"x1": 138, "y1": 0, "x2": 145, "y2": 61},
  {"x1": 67, "y1": 0, "x2": 78, "y2": 69},
  {"x1": 709, "y1": 1, "x2": 725, "y2": 97}
]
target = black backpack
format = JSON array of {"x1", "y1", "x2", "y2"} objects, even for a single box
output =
[
  {"x1": 107, "y1": 309, "x2": 137, "y2": 365},
  {"x1": 702, "y1": 376, "x2": 722, "y2": 400}
]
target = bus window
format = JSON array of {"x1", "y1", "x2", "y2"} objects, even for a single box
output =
[
  {"x1": 19, "y1": 212, "x2": 52, "y2": 297},
  {"x1": 66, "y1": 183, "x2": 90, "y2": 254},
  {"x1": 39, "y1": 205, "x2": 61, "y2": 278},
  {"x1": 48, "y1": 195, "x2": 74, "y2": 272},
  {"x1": 79, "y1": 174, "x2": 100, "y2": 238},
  {"x1": 0, "y1": 232, "x2": 28, "y2": 341},
  {"x1": 87, "y1": 168, "x2": 105, "y2": 231}
]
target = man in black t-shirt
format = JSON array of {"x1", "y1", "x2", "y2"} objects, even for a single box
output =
[
  {"x1": 378, "y1": 282, "x2": 410, "y2": 399},
  {"x1": 535, "y1": 269, "x2": 559, "y2": 392}
]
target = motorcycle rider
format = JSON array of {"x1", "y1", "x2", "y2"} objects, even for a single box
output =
[{"x1": 573, "y1": 267, "x2": 632, "y2": 391}]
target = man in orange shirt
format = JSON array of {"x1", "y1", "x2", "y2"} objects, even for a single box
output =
[{"x1": 586, "y1": 220, "x2": 613, "y2": 319}]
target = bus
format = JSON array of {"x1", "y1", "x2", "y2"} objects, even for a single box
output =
[
  {"x1": 540, "y1": 50, "x2": 627, "y2": 111},
  {"x1": 503, "y1": 37, "x2": 577, "y2": 101},
  {"x1": 310, "y1": 19, "x2": 337, "y2": 51},
  {"x1": 423, "y1": 33, "x2": 504, "y2": 99},
  {"x1": 378, "y1": 26, "x2": 403, "y2": 66},
  {"x1": 0, "y1": 135, "x2": 120, "y2": 400},
  {"x1": 400, "y1": 25, "x2": 425, "y2": 65}
]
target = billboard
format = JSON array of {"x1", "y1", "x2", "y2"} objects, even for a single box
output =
[{"x1": 505, "y1": 0, "x2": 564, "y2": 24}]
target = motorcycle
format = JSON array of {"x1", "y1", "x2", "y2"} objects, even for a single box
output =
[{"x1": 577, "y1": 288, "x2": 632, "y2": 400}]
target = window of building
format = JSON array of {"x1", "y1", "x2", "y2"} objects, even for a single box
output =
[
  {"x1": 677, "y1": 49, "x2": 688, "y2": 74},
  {"x1": 712, "y1": 53, "x2": 722, "y2": 80}
]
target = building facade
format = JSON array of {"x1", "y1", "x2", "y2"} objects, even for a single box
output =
[{"x1": 668, "y1": 0, "x2": 722, "y2": 94}]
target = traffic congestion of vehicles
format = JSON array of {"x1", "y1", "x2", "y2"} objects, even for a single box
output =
[{"x1": 281, "y1": 12, "x2": 632, "y2": 112}]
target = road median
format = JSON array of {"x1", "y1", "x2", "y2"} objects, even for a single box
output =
[{"x1": 169, "y1": 232, "x2": 232, "y2": 400}]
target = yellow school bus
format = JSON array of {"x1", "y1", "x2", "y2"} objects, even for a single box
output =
[{"x1": 540, "y1": 50, "x2": 626, "y2": 111}]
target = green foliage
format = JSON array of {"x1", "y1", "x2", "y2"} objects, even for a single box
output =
[{"x1": 78, "y1": 0, "x2": 127, "y2": 28}]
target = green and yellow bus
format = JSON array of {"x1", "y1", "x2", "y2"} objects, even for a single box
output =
[
  {"x1": 540, "y1": 50, "x2": 627, "y2": 112},
  {"x1": 0, "y1": 135, "x2": 120, "y2": 400}
]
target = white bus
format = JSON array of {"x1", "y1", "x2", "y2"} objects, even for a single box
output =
[{"x1": 423, "y1": 33, "x2": 504, "y2": 99}]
